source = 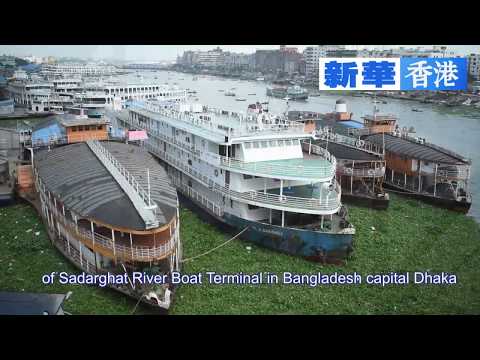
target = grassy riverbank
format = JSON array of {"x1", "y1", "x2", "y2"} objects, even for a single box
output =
[{"x1": 1, "y1": 194, "x2": 479, "y2": 315}]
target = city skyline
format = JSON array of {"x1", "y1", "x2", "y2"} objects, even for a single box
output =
[{"x1": 1, "y1": 45, "x2": 480, "y2": 62}]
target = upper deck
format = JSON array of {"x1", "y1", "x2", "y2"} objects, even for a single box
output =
[{"x1": 129, "y1": 101, "x2": 307, "y2": 144}]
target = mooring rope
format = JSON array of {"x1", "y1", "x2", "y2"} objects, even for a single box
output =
[
  {"x1": 181, "y1": 226, "x2": 250, "y2": 263},
  {"x1": 130, "y1": 226, "x2": 249, "y2": 314}
]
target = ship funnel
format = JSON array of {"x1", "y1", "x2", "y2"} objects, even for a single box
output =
[{"x1": 335, "y1": 98, "x2": 347, "y2": 113}]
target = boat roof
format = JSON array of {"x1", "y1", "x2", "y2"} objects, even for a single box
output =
[
  {"x1": 364, "y1": 133, "x2": 470, "y2": 165},
  {"x1": 0, "y1": 292, "x2": 68, "y2": 315},
  {"x1": 288, "y1": 110, "x2": 322, "y2": 120},
  {"x1": 314, "y1": 140, "x2": 381, "y2": 161},
  {"x1": 338, "y1": 120, "x2": 364, "y2": 129},
  {"x1": 34, "y1": 141, "x2": 177, "y2": 231},
  {"x1": 57, "y1": 114, "x2": 107, "y2": 127}
]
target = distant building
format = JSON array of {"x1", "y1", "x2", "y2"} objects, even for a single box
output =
[
  {"x1": 254, "y1": 49, "x2": 283, "y2": 73},
  {"x1": 194, "y1": 47, "x2": 225, "y2": 68},
  {"x1": 280, "y1": 45, "x2": 299, "y2": 54},
  {"x1": 468, "y1": 54, "x2": 480, "y2": 80},
  {"x1": 0, "y1": 55, "x2": 16, "y2": 67},
  {"x1": 255, "y1": 46, "x2": 303, "y2": 75},
  {"x1": 224, "y1": 52, "x2": 251, "y2": 70},
  {"x1": 304, "y1": 45, "x2": 355, "y2": 86},
  {"x1": 304, "y1": 46, "x2": 327, "y2": 82}
]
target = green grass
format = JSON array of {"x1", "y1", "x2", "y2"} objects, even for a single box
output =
[{"x1": 1, "y1": 194, "x2": 480, "y2": 314}]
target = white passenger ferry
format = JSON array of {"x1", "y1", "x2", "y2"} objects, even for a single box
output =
[{"x1": 115, "y1": 101, "x2": 355, "y2": 263}]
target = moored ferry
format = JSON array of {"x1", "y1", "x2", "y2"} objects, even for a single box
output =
[
  {"x1": 115, "y1": 100, "x2": 355, "y2": 264},
  {"x1": 290, "y1": 109, "x2": 389, "y2": 209},
  {"x1": 311, "y1": 99, "x2": 472, "y2": 213},
  {"x1": 16, "y1": 114, "x2": 181, "y2": 310}
]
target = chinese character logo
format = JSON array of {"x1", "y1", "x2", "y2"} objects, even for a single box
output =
[
  {"x1": 362, "y1": 61, "x2": 396, "y2": 88},
  {"x1": 434, "y1": 60, "x2": 459, "y2": 88},
  {"x1": 405, "y1": 60, "x2": 433, "y2": 89},
  {"x1": 324, "y1": 61, "x2": 358, "y2": 88}
]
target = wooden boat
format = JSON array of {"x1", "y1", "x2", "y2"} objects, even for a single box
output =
[
  {"x1": 16, "y1": 115, "x2": 181, "y2": 311},
  {"x1": 295, "y1": 99, "x2": 473, "y2": 213},
  {"x1": 364, "y1": 133, "x2": 471, "y2": 213},
  {"x1": 302, "y1": 129, "x2": 389, "y2": 210}
]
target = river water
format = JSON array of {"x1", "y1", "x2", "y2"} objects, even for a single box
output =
[{"x1": 2, "y1": 70, "x2": 479, "y2": 222}]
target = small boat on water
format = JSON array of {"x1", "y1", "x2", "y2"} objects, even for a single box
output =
[
  {"x1": 225, "y1": 91, "x2": 235, "y2": 97},
  {"x1": 412, "y1": 108, "x2": 422, "y2": 112},
  {"x1": 235, "y1": 98, "x2": 246, "y2": 101},
  {"x1": 248, "y1": 93, "x2": 256, "y2": 96},
  {"x1": 218, "y1": 90, "x2": 224, "y2": 92}
]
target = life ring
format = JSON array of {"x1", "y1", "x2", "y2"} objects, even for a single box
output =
[
  {"x1": 214, "y1": 169, "x2": 219, "y2": 177},
  {"x1": 367, "y1": 169, "x2": 375, "y2": 176},
  {"x1": 345, "y1": 167, "x2": 353, "y2": 175}
]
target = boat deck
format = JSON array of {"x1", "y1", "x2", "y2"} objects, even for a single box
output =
[{"x1": 224, "y1": 155, "x2": 334, "y2": 181}]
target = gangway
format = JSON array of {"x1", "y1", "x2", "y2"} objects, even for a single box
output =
[{"x1": 86, "y1": 140, "x2": 159, "y2": 229}]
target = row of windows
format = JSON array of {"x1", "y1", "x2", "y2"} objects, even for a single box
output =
[
  {"x1": 71, "y1": 125, "x2": 104, "y2": 132},
  {"x1": 244, "y1": 139, "x2": 300, "y2": 149}
]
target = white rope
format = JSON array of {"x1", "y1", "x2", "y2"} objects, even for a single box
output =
[{"x1": 181, "y1": 226, "x2": 249, "y2": 263}]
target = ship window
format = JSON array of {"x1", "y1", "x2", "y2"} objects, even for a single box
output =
[
  {"x1": 278, "y1": 140, "x2": 284, "y2": 147},
  {"x1": 269, "y1": 140, "x2": 277, "y2": 147},
  {"x1": 253, "y1": 142, "x2": 260, "y2": 149},
  {"x1": 261, "y1": 141, "x2": 268, "y2": 148},
  {"x1": 78, "y1": 126, "x2": 84, "y2": 131},
  {"x1": 72, "y1": 127, "x2": 77, "y2": 132},
  {"x1": 293, "y1": 139, "x2": 300, "y2": 146},
  {"x1": 244, "y1": 142, "x2": 251, "y2": 149},
  {"x1": 285, "y1": 140, "x2": 293, "y2": 146},
  {"x1": 248, "y1": 204, "x2": 260, "y2": 210}
]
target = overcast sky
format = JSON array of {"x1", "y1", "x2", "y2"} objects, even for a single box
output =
[{"x1": 1, "y1": 45, "x2": 479, "y2": 62}]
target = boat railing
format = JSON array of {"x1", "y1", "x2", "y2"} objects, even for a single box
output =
[
  {"x1": 144, "y1": 141, "x2": 341, "y2": 214},
  {"x1": 129, "y1": 103, "x2": 305, "y2": 138},
  {"x1": 124, "y1": 118, "x2": 328, "y2": 180},
  {"x1": 337, "y1": 163, "x2": 386, "y2": 178},
  {"x1": 30, "y1": 133, "x2": 108, "y2": 148},
  {"x1": 217, "y1": 153, "x2": 335, "y2": 180},
  {"x1": 313, "y1": 129, "x2": 384, "y2": 155},
  {"x1": 41, "y1": 191, "x2": 177, "y2": 261}
]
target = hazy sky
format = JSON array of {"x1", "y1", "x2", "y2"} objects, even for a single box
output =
[{"x1": 1, "y1": 45, "x2": 479, "y2": 62}]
